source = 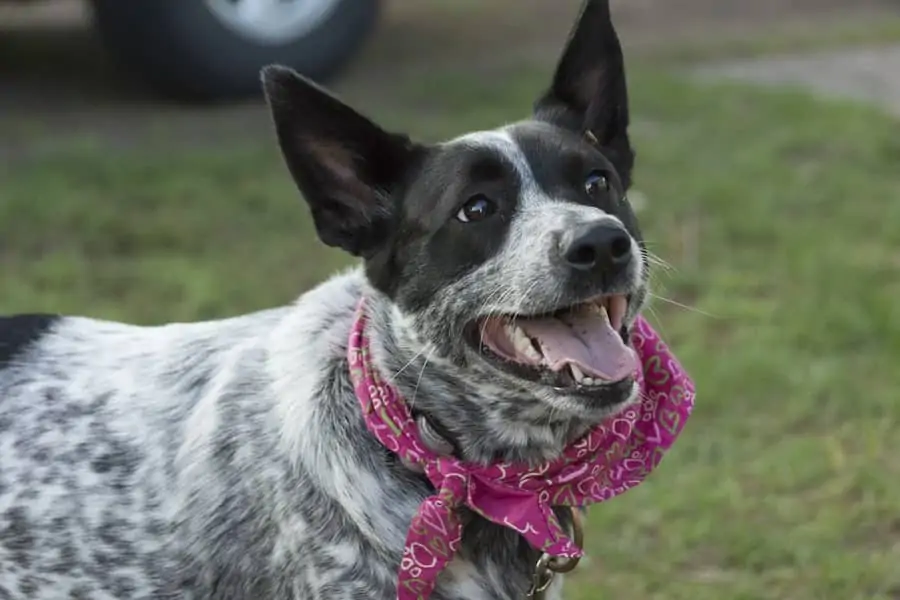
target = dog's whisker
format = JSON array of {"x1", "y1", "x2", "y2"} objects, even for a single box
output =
[
  {"x1": 641, "y1": 245, "x2": 670, "y2": 261},
  {"x1": 510, "y1": 279, "x2": 544, "y2": 327},
  {"x1": 647, "y1": 293, "x2": 718, "y2": 319},
  {"x1": 409, "y1": 348, "x2": 436, "y2": 412},
  {"x1": 642, "y1": 248, "x2": 676, "y2": 273},
  {"x1": 643, "y1": 304, "x2": 671, "y2": 347},
  {"x1": 645, "y1": 258, "x2": 673, "y2": 273},
  {"x1": 389, "y1": 346, "x2": 430, "y2": 382}
]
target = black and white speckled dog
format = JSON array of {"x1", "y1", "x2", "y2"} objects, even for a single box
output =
[{"x1": 0, "y1": 2, "x2": 651, "y2": 598}]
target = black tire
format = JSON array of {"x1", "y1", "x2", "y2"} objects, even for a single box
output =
[{"x1": 91, "y1": 0, "x2": 380, "y2": 101}]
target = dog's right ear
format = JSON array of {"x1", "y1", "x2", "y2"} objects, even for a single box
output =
[{"x1": 261, "y1": 65, "x2": 424, "y2": 257}]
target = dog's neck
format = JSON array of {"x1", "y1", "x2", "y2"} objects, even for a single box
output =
[{"x1": 360, "y1": 291, "x2": 595, "y2": 466}]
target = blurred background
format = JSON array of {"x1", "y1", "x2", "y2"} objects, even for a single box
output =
[{"x1": 2, "y1": 1, "x2": 899, "y2": 598}]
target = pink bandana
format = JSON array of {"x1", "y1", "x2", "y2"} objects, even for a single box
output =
[{"x1": 348, "y1": 300, "x2": 695, "y2": 600}]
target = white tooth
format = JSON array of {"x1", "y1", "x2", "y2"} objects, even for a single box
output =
[
  {"x1": 506, "y1": 324, "x2": 541, "y2": 361},
  {"x1": 519, "y1": 338, "x2": 542, "y2": 362},
  {"x1": 504, "y1": 324, "x2": 523, "y2": 347},
  {"x1": 584, "y1": 302, "x2": 605, "y2": 322},
  {"x1": 582, "y1": 377, "x2": 595, "y2": 386},
  {"x1": 609, "y1": 295, "x2": 627, "y2": 331},
  {"x1": 597, "y1": 302, "x2": 610, "y2": 322},
  {"x1": 503, "y1": 324, "x2": 519, "y2": 349},
  {"x1": 570, "y1": 363, "x2": 585, "y2": 383}
]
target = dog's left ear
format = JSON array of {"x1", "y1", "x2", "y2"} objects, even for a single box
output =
[
  {"x1": 533, "y1": 0, "x2": 635, "y2": 189},
  {"x1": 262, "y1": 65, "x2": 425, "y2": 257}
]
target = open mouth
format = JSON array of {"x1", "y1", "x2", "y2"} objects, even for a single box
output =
[{"x1": 466, "y1": 295, "x2": 638, "y2": 389}]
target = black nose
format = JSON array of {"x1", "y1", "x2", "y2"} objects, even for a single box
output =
[{"x1": 563, "y1": 222, "x2": 633, "y2": 271}]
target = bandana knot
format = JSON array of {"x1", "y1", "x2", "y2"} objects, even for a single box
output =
[{"x1": 348, "y1": 300, "x2": 695, "y2": 600}]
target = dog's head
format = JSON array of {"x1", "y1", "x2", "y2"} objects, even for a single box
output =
[{"x1": 263, "y1": 0, "x2": 646, "y2": 425}]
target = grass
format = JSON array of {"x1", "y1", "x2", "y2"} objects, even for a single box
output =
[
  {"x1": 3, "y1": 58, "x2": 900, "y2": 599},
  {"x1": 630, "y1": 15, "x2": 900, "y2": 65}
]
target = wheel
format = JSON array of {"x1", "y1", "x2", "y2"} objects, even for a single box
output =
[{"x1": 91, "y1": 0, "x2": 380, "y2": 101}]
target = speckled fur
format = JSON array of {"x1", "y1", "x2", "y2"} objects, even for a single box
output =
[
  {"x1": 0, "y1": 2, "x2": 645, "y2": 598},
  {"x1": 0, "y1": 274, "x2": 577, "y2": 600}
]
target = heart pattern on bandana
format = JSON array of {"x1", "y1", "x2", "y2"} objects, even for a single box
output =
[{"x1": 349, "y1": 302, "x2": 696, "y2": 600}]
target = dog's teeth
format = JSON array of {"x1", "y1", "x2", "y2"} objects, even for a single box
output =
[
  {"x1": 582, "y1": 377, "x2": 595, "y2": 386},
  {"x1": 520, "y1": 340, "x2": 542, "y2": 361},
  {"x1": 506, "y1": 324, "x2": 542, "y2": 361},
  {"x1": 596, "y1": 302, "x2": 610, "y2": 322},
  {"x1": 569, "y1": 363, "x2": 585, "y2": 383},
  {"x1": 587, "y1": 302, "x2": 608, "y2": 320},
  {"x1": 608, "y1": 295, "x2": 627, "y2": 332},
  {"x1": 503, "y1": 323, "x2": 522, "y2": 346}
]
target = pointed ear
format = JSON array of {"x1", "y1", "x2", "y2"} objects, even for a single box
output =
[
  {"x1": 261, "y1": 65, "x2": 425, "y2": 257},
  {"x1": 533, "y1": 0, "x2": 635, "y2": 188}
]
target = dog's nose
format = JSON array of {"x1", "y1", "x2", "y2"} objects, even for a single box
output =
[{"x1": 562, "y1": 222, "x2": 632, "y2": 271}]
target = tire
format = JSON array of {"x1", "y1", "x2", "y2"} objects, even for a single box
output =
[{"x1": 91, "y1": 0, "x2": 380, "y2": 101}]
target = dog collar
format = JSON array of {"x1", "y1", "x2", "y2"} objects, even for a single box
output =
[{"x1": 348, "y1": 299, "x2": 695, "y2": 600}]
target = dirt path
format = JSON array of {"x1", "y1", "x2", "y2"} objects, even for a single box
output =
[
  {"x1": 1, "y1": 0, "x2": 898, "y2": 158},
  {"x1": 694, "y1": 45, "x2": 900, "y2": 117}
]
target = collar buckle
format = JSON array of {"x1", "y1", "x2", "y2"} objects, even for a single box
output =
[{"x1": 526, "y1": 508, "x2": 585, "y2": 600}]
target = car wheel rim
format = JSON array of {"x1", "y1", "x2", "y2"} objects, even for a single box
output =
[{"x1": 205, "y1": 0, "x2": 343, "y2": 45}]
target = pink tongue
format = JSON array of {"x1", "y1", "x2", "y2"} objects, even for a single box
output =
[{"x1": 518, "y1": 312, "x2": 638, "y2": 381}]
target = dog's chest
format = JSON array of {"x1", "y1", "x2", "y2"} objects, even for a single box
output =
[{"x1": 435, "y1": 554, "x2": 564, "y2": 600}]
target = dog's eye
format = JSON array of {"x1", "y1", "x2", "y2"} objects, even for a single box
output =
[
  {"x1": 584, "y1": 171, "x2": 610, "y2": 196},
  {"x1": 456, "y1": 194, "x2": 497, "y2": 223}
]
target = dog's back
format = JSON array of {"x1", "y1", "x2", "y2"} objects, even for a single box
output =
[
  {"x1": 0, "y1": 307, "x2": 288, "y2": 597},
  {"x1": 0, "y1": 270, "x2": 429, "y2": 600}
]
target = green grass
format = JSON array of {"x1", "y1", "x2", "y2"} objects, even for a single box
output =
[
  {"x1": 2, "y1": 64, "x2": 900, "y2": 599},
  {"x1": 632, "y1": 15, "x2": 900, "y2": 65}
]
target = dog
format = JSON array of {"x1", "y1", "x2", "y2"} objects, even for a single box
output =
[{"x1": 0, "y1": 1, "x2": 652, "y2": 598}]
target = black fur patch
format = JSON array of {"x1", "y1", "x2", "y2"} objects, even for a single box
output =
[
  {"x1": 371, "y1": 143, "x2": 523, "y2": 311},
  {"x1": 0, "y1": 314, "x2": 59, "y2": 369}
]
